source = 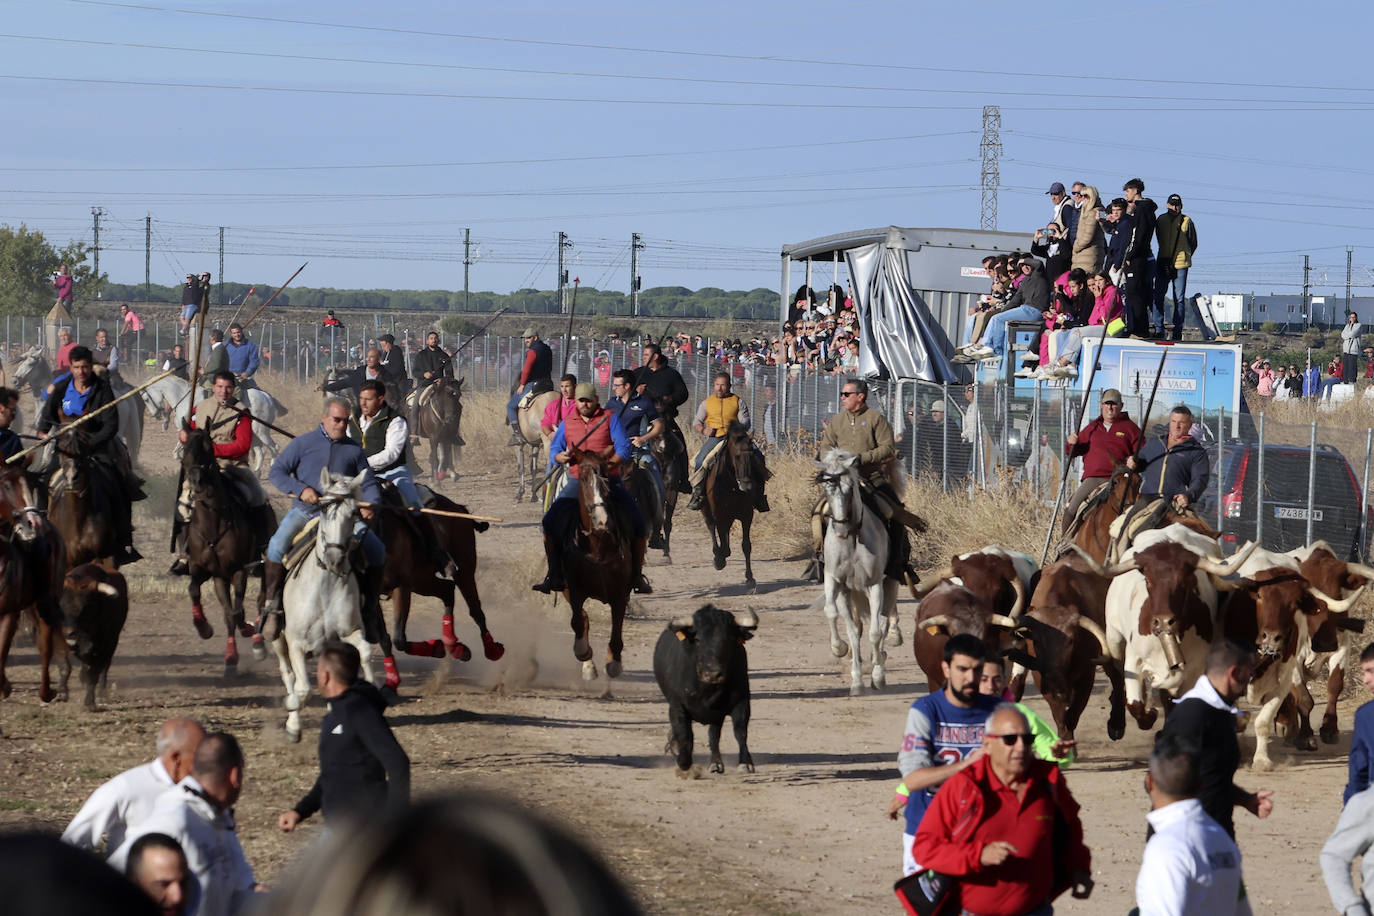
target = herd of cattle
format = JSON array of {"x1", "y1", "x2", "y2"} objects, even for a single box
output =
[{"x1": 909, "y1": 531, "x2": 1372, "y2": 770}]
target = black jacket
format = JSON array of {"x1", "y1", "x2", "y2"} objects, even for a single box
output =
[
  {"x1": 1004, "y1": 264, "x2": 1050, "y2": 312},
  {"x1": 293, "y1": 681, "x2": 410, "y2": 822},
  {"x1": 38, "y1": 375, "x2": 117, "y2": 447},
  {"x1": 1125, "y1": 198, "x2": 1158, "y2": 263},
  {"x1": 636, "y1": 363, "x2": 689, "y2": 417},
  {"x1": 1136, "y1": 434, "x2": 1209, "y2": 501},
  {"x1": 1156, "y1": 695, "x2": 1241, "y2": 837},
  {"x1": 412, "y1": 346, "x2": 452, "y2": 387}
]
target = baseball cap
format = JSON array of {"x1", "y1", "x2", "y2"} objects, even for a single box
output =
[
  {"x1": 1046, "y1": 181, "x2": 1066, "y2": 196},
  {"x1": 930, "y1": 400, "x2": 946, "y2": 412},
  {"x1": 522, "y1": 327, "x2": 538, "y2": 338},
  {"x1": 574, "y1": 382, "x2": 597, "y2": 400},
  {"x1": 1101, "y1": 388, "x2": 1123, "y2": 404},
  {"x1": 1167, "y1": 194, "x2": 1183, "y2": 206}
]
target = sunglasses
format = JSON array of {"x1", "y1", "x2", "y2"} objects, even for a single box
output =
[
  {"x1": 988, "y1": 732, "x2": 1033, "y2": 746},
  {"x1": 840, "y1": 391, "x2": 860, "y2": 398}
]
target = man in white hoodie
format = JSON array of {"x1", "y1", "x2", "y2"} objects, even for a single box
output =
[{"x1": 111, "y1": 732, "x2": 260, "y2": 916}]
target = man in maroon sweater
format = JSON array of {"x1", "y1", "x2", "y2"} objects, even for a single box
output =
[{"x1": 1061, "y1": 388, "x2": 1143, "y2": 531}]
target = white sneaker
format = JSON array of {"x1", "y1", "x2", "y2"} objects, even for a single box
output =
[
  {"x1": 1032, "y1": 366, "x2": 1054, "y2": 380},
  {"x1": 1014, "y1": 366, "x2": 1036, "y2": 378},
  {"x1": 1021, "y1": 352, "x2": 1040, "y2": 364},
  {"x1": 966, "y1": 345, "x2": 995, "y2": 359},
  {"x1": 1054, "y1": 365, "x2": 1079, "y2": 378}
]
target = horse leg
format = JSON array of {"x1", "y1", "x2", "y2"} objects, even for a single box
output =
[
  {"x1": 434, "y1": 583, "x2": 472, "y2": 662},
  {"x1": 822, "y1": 573, "x2": 848, "y2": 658},
  {"x1": 343, "y1": 630, "x2": 376, "y2": 687},
  {"x1": 570, "y1": 597, "x2": 596, "y2": 680},
  {"x1": 662, "y1": 492, "x2": 676, "y2": 563},
  {"x1": 234, "y1": 568, "x2": 265, "y2": 661},
  {"x1": 452, "y1": 546, "x2": 498, "y2": 659},
  {"x1": 284, "y1": 639, "x2": 313, "y2": 743},
  {"x1": 0, "y1": 611, "x2": 16, "y2": 704},
  {"x1": 188, "y1": 571, "x2": 213, "y2": 640},
  {"x1": 705, "y1": 515, "x2": 726, "y2": 572},
  {"x1": 393, "y1": 588, "x2": 444, "y2": 660},
  {"x1": 212, "y1": 576, "x2": 239, "y2": 676},
  {"x1": 515, "y1": 445, "x2": 527, "y2": 503},
  {"x1": 835, "y1": 587, "x2": 865, "y2": 696},
  {"x1": 868, "y1": 580, "x2": 894, "y2": 691},
  {"x1": 605, "y1": 596, "x2": 626, "y2": 679},
  {"x1": 740, "y1": 514, "x2": 755, "y2": 588}
]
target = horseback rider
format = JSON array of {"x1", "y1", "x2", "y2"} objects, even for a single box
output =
[
  {"x1": 198, "y1": 329, "x2": 229, "y2": 388},
  {"x1": 36, "y1": 345, "x2": 146, "y2": 566},
  {"x1": 531, "y1": 383, "x2": 652, "y2": 596},
  {"x1": 349, "y1": 379, "x2": 459, "y2": 580},
  {"x1": 606, "y1": 368, "x2": 666, "y2": 541},
  {"x1": 258, "y1": 397, "x2": 386, "y2": 644},
  {"x1": 1125, "y1": 404, "x2": 1209, "y2": 514},
  {"x1": 91, "y1": 328, "x2": 123, "y2": 388},
  {"x1": 0, "y1": 387, "x2": 24, "y2": 463},
  {"x1": 410, "y1": 331, "x2": 451, "y2": 394},
  {"x1": 686, "y1": 372, "x2": 769, "y2": 513},
  {"x1": 506, "y1": 328, "x2": 554, "y2": 445},
  {"x1": 225, "y1": 323, "x2": 260, "y2": 393},
  {"x1": 634, "y1": 342, "x2": 690, "y2": 494},
  {"x1": 1062, "y1": 388, "x2": 1143, "y2": 532},
  {"x1": 319, "y1": 348, "x2": 385, "y2": 402},
  {"x1": 376, "y1": 334, "x2": 410, "y2": 403},
  {"x1": 541, "y1": 374, "x2": 578, "y2": 442},
  {"x1": 170, "y1": 370, "x2": 275, "y2": 575},
  {"x1": 817, "y1": 378, "x2": 920, "y2": 584}
]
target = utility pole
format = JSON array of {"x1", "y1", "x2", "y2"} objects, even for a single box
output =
[
  {"x1": 1347, "y1": 247, "x2": 1354, "y2": 319},
  {"x1": 218, "y1": 227, "x2": 226, "y2": 305},
  {"x1": 91, "y1": 206, "x2": 105, "y2": 299},
  {"x1": 144, "y1": 214, "x2": 152, "y2": 303},
  {"x1": 1303, "y1": 255, "x2": 1311, "y2": 328},
  {"x1": 556, "y1": 231, "x2": 572, "y2": 313},
  {"x1": 463, "y1": 227, "x2": 471, "y2": 312},
  {"x1": 630, "y1": 233, "x2": 644, "y2": 317},
  {"x1": 979, "y1": 106, "x2": 1001, "y2": 231}
]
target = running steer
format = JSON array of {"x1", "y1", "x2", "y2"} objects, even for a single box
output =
[
  {"x1": 57, "y1": 564, "x2": 129, "y2": 709},
  {"x1": 653, "y1": 604, "x2": 758, "y2": 778}
]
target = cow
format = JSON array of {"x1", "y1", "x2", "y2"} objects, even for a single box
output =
[
  {"x1": 1219, "y1": 546, "x2": 1360, "y2": 770},
  {"x1": 1016, "y1": 548, "x2": 1125, "y2": 741},
  {"x1": 1280, "y1": 543, "x2": 1373, "y2": 747},
  {"x1": 54, "y1": 564, "x2": 129, "y2": 709},
  {"x1": 653, "y1": 604, "x2": 757, "y2": 779},
  {"x1": 1104, "y1": 524, "x2": 1255, "y2": 733}
]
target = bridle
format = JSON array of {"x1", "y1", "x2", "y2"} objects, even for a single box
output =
[{"x1": 815, "y1": 468, "x2": 862, "y2": 539}]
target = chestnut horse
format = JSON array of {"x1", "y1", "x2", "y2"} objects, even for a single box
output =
[
  {"x1": 1065, "y1": 465, "x2": 1219, "y2": 564},
  {"x1": 701, "y1": 422, "x2": 764, "y2": 589},
  {"x1": 0, "y1": 463, "x2": 67, "y2": 732},
  {"x1": 561, "y1": 449, "x2": 633, "y2": 681}
]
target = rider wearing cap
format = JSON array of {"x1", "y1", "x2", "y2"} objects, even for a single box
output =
[
  {"x1": 531, "y1": 383, "x2": 651, "y2": 596},
  {"x1": 1062, "y1": 387, "x2": 1143, "y2": 530},
  {"x1": 506, "y1": 328, "x2": 554, "y2": 445}
]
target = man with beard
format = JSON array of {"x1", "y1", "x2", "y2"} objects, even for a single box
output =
[{"x1": 635, "y1": 342, "x2": 690, "y2": 494}]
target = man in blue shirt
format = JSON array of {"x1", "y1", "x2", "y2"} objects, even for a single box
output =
[
  {"x1": 259, "y1": 396, "x2": 385, "y2": 644},
  {"x1": 225, "y1": 323, "x2": 260, "y2": 390},
  {"x1": 606, "y1": 369, "x2": 665, "y2": 545},
  {"x1": 1345, "y1": 643, "x2": 1374, "y2": 804}
]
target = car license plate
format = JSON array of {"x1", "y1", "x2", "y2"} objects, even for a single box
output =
[{"x1": 1274, "y1": 507, "x2": 1323, "y2": 520}]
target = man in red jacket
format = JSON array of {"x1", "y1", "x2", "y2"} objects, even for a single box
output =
[
  {"x1": 1061, "y1": 388, "x2": 1142, "y2": 531},
  {"x1": 912, "y1": 704, "x2": 1093, "y2": 916}
]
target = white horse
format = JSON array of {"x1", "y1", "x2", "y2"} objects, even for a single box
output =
[
  {"x1": 271, "y1": 468, "x2": 374, "y2": 742},
  {"x1": 140, "y1": 374, "x2": 286, "y2": 474},
  {"x1": 815, "y1": 448, "x2": 899, "y2": 696},
  {"x1": 10, "y1": 345, "x2": 142, "y2": 461}
]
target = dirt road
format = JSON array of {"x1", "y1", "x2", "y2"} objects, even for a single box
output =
[{"x1": 0, "y1": 415, "x2": 1360, "y2": 913}]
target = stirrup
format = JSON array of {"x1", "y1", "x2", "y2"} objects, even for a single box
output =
[
  {"x1": 531, "y1": 575, "x2": 564, "y2": 594},
  {"x1": 633, "y1": 573, "x2": 654, "y2": 594}
]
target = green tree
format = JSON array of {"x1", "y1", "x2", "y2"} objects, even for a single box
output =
[{"x1": 0, "y1": 225, "x2": 104, "y2": 316}]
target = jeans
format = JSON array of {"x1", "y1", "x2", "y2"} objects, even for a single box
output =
[
  {"x1": 633, "y1": 448, "x2": 665, "y2": 505},
  {"x1": 694, "y1": 437, "x2": 724, "y2": 470},
  {"x1": 543, "y1": 476, "x2": 647, "y2": 538},
  {"x1": 267, "y1": 506, "x2": 386, "y2": 566},
  {"x1": 1153, "y1": 265, "x2": 1190, "y2": 332},
  {"x1": 983, "y1": 305, "x2": 1043, "y2": 356},
  {"x1": 506, "y1": 382, "x2": 534, "y2": 425},
  {"x1": 379, "y1": 467, "x2": 422, "y2": 510}
]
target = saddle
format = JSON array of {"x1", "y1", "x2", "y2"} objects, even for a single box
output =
[
  {"x1": 283, "y1": 517, "x2": 320, "y2": 577},
  {"x1": 1062, "y1": 478, "x2": 1114, "y2": 540}
]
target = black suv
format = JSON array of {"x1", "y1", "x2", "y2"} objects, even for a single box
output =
[{"x1": 1198, "y1": 440, "x2": 1372, "y2": 561}]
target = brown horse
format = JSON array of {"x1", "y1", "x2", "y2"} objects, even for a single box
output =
[
  {"x1": 701, "y1": 422, "x2": 763, "y2": 588},
  {"x1": 0, "y1": 462, "x2": 67, "y2": 729},
  {"x1": 414, "y1": 377, "x2": 465, "y2": 482},
  {"x1": 180, "y1": 423, "x2": 271, "y2": 674},
  {"x1": 648, "y1": 395, "x2": 684, "y2": 561},
  {"x1": 48, "y1": 429, "x2": 128, "y2": 568},
  {"x1": 377, "y1": 487, "x2": 505, "y2": 674},
  {"x1": 561, "y1": 449, "x2": 632, "y2": 681},
  {"x1": 1066, "y1": 467, "x2": 1141, "y2": 564}
]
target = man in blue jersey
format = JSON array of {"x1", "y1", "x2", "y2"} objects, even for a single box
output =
[{"x1": 888, "y1": 633, "x2": 1001, "y2": 877}]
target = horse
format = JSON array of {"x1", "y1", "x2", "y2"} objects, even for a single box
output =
[
  {"x1": 180, "y1": 423, "x2": 272, "y2": 675},
  {"x1": 141, "y1": 374, "x2": 287, "y2": 475},
  {"x1": 413, "y1": 377, "x2": 465, "y2": 482},
  {"x1": 700, "y1": 421, "x2": 762, "y2": 588},
  {"x1": 648, "y1": 395, "x2": 685, "y2": 561},
  {"x1": 559, "y1": 449, "x2": 633, "y2": 681},
  {"x1": 13, "y1": 346, "x2": 142, "y2": 461},
  {"x1": 814, "y1": 449, "x2": 897, "y2": 695},
  {"x1": 48, "y1": 429, "x2": 129, "y2": 568},
  {"x1": 0, "y1": 463, "x2": 67, "y2": 730},
  {"x1": 378, "y1": 487, "x2": 504, "y2": 671},
  {"x1": 1064, "y1": 466, "x2": 1141, "y2": 565},
  {"x1": 514, "y1": 390, "x2": 558, "y2": 503},
  {"x1": 622, "y1": 457, "x2": 663, "y2": 556},
  {"x1": 271, "y1": 468, "x2": 375, "y2": 743}
]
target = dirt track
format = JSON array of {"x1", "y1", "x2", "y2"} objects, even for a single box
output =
[{"x1": 0, "y1": 409, "x2": 1362, "y2": 914}]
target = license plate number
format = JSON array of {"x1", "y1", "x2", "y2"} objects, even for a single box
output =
[{"x1": 1274, "y1": 507, "x2": 1323, "y2": 520}]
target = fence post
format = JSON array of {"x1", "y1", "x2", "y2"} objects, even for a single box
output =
[
  {"x1": 1306, "y1": 420, "x2": 1318, "y2": 547},
  {"x1": 1256, "y1": 413, "x2": 1266, "y2": 546},
  {"x1": 941, "y1": 381, "x2": 950, "y2": 493},
  {"x1": 1363, "y1": 429, "x2": 1373, "y2": 562},
  {"x1": 1216, "y1": 408, "x2": 1225, "y2": 537}
]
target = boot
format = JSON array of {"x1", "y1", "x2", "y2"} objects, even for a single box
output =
[
  {"x1": 258, "y1": 560, "x2": 286, "y2": 642},
  {"x1": 118, "y1": 545, "x2": 143, "y2": 566},
  {"x1": 531, "y1": 536, "x2": 565, "y2": 594},
  {"x1": 754, "y1": 487, "x2": 770, "y2": 513},
  {"x1": 632, "y1": 536, "x2": 653, "y2": 594},
  {"x1": 506, "y1": 421, "x2": 524, "y2": 446},
  {"x1": 359, "y1": 565, "x2": 386, "y2": 645},
  {"x1": 169, "y1": 523, "x2": 190, "y2": 576},
  {"x1": 686, "y1": 482, "x2": 706, "y2": 511}
]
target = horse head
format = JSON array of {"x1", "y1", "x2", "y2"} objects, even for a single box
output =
[
  {"x1": 315, "y1": 468, "x2": 366, "y2": 576},
  {"x1": 724, "y1": 421, "x2": 754, "y2": 493},
  {"x1": 570, "y1": 448, "x2": 612, "y2": 532},
  {"x1": 0, "y1": 464, "x2": 44, "y2": 543},
  {"x1": 815, "y1": 448, "x2": 862, "y2": 530},
  {"x1": 180, "y1": 420, "x2": 220, "y2": 491},
  {"x1": 430, "y1": 377, "x2": 464, "y2": 429},
  {"x1": 12, "y1": 346, "x2": 48, "y2": 394}
]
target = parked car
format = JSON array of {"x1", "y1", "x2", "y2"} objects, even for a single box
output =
[{"x1": 1197, "y1": 440, "x2": 1373, "y2": 561}]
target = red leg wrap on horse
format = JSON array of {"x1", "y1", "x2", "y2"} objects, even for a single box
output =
[
  {"x1": 383, "y1": 655, "x2": 401, "y2": 689},
  {"x1": 481, "y1": 631, "x2": 505, "y2": 661},
  {"x1": 224, "y1": 635, "x2": 238, "y2": 665},
  {"x1": 191, "y1": 605, "x2": 213, "y2": 640},
  {"x1": 441, "y1": 614, "x2": 457, "y2": 646}
]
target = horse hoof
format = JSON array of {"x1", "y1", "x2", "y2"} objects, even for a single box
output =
[
  {"x1": 606, "y1": 659, "x2": 622, "y2": 679},
  {"x1": 380, "y1": 686, "x2": 400, "y2": 707},
  {"x1": 872, "y1": 673, "x2": 886, "y2": 691},
  {"x1": 887, "y1": 627, "x2": 903, "y2": 647},
  {"x1": 849, "y1": 683, "x2": 864, "y2": 697},
  {"x1": 1322, "y1": 728, "x2": 1340, "y2": 745},
  {"x1": 1251, "y1": 756, "x2": 1273, "y2": 773},
  {"x1": 286, "y1": 726, "x2": 301, "y2": 744},
  {"x1": 741, "y1": 761, "x2": 756, "y2": 774},
  {"x1": 250, "y1": 638, "x2": 267, "y2": 662},
  {"x1": 709, "y1": 761, "x2": 724, "y2": 774},
  {"x1": 224, "y1": 662, "x2": 238, "y2": 678},
  {"x1": 745, "y1": 578, "x2": 756, "y2": 593},
  {"x1": 481, "y1": 634, "x2": 505, "y2": 661},
  {"x1": 713, "y1": 556, "x2": 726, "y2": 571},
  {"x1": 1298, "y1": 736, "x2": 1318, "y2": 752},
  {"x1": 581, "y1": 660, "x2": 598, "y2": 681},
  {"x1": 1108, "y1": 723, "x2": 1125, "y2": 741},
  {"x1": 573, "y1": 638, "x2": 593, "y2": 663},
  {"x1": 450, "y1": 641, "x2": 472, "y2": 662},
  {"x1": 192, "y1": 613, "x2": 213, "y2": 640},
  {"x1": 675, "y1": 766, "x2": 702, "y2": 780},
  {"x1": 831, "y1": 642, "x2": 849, "y2": 659}
]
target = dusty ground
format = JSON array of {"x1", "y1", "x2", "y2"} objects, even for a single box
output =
[{"x1": 0, "y1": 389, "x2": 1365, "y2": 914}]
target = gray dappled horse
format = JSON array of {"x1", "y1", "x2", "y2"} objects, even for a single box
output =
[{"x1": 141, "y1": 373, "x2": 286, "y2": 475}]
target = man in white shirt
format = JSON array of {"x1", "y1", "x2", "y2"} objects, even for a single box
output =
[
  {"x1": 62, "y1": 717, "x2": 204, "y2": 857},
  {"x1": 111, "y1": 732, "x2": 260, "y2": 916},
  {"x1": 1136, "y1": 732, "x2": 1251, "y2": 916}
]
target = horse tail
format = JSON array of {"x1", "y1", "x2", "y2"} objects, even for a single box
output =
[{"x1": 274, "y1": 394, "x2": 289, "y2": 416}]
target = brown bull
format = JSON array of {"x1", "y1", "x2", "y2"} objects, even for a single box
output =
[{"x1": 914, "y1": 582, "x2": 1032, "y2": 691}]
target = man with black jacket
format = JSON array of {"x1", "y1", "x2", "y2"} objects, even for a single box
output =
[
  {"x1": 1122, "y1": 178, "x2": 1159, "y2": 338},
  {"x1": 1155, "y1": 638, "x2": 1273, "y2": 839},
  {"x1": 376, "y1": 334, "x2": 409, "y2": 401},
  {"x1": 277, "y1": 640, "x2": 410, "y2": 832},
  {"x1": 635, "y1": 343, "x2": 691, "y2": 493},
  {"x1": 411, "y1": 331, "x2": 451, "y2": 393},
  {"x1": 1125, "y1": 404, "x2": 1209, "y2": 512}
]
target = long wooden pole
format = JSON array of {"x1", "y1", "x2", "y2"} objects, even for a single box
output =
[
  {"x1": 185, "y1": 279, "x2": 212, "y2": 420},
  {"x1": 1039, "y1": 332, "x2": 1107, "y2": 565},
  {"x1": 226, "y1": 285, "x2": 258, "y2": 329},
  {"x1": 8, "y1": 368, "x2": 176, "y2": 464},
  {"x1": 358, "y1": 503, "x2": 501, "y2": 524},
  {"x1": 237, "y1": 262, "x2": 308, "y2": 332},
  {"x1": 448, "y1": 307, "x2": 508, "y2": 357}
]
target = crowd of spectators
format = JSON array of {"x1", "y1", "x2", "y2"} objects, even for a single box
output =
[{"x1": 1248, "y1": 312, "x2": 1369, "y2": 403}]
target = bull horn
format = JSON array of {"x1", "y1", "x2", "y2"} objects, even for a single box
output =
[
  {"x1": 733, "y1": 608, "x2": 759, "y2": 630},
  {"x1": 1076, "y1": 616, "x2": 1109, "y2": 652},
  {"x1": 1197, "y1": 541, "x2": 1258, "y2": 579},
  {"x1": 1345, "y1": 562, "x2": 1374, "y2": 584},
  {"x1": 1008, "y1": 577, "x2": 1027, "y2": 620},
  {"x1": 913, "y1": 567, "x2": 952, "y2": 597},
  {"x1": 668, "y1": 615, "x2": 695, "y2": 631},
  {"x1": 1069, "y1": 544, "x2": 1110, "y2": 578},
  {"x1": 919, "y1": 615, "x2": 953, "y2": 633},
  {"x1": 1103, "y1": 556, "x2": 1139, "y2": 577},
  {"x1": 1308, "y1": 584, "x2": 1367, "y2": 614},
  {"x1": 96, "y1": 583, "x2": 120, "y2": 598},
  {"x1": 989, "y1": 614, "x2": 1018, "y2": 629}
]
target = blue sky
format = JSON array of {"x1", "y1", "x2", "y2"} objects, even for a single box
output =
[{"x1": 3, "y1": 0, "x2": 1373, "y2": 300}]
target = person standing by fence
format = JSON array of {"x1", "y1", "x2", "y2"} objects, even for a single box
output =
[
  {"x1": 120, "y1": 304, "x2": 145, "y2": 369},
  {"x1": 1343, "y1": 312, "x2": 1363, "y2": 387}
]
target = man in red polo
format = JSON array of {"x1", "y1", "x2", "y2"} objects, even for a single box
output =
[
  {"x1": 912, "y1": 704, "x2": 1093, "y2": 916},
  {"x1": 1061, "y1": 387, "x2": 1142, "y2": 531}
]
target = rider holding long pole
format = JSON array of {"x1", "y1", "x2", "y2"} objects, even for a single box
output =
[
  {"x1": 1060, "y1": 388, "x2": 1142, "y2": 532},
  {"x1": 505, "y1": 328, "x2": 554, "y2": 445},
  {"x1": 634, "y1": 342, "x2": 691, "y2": 495}
]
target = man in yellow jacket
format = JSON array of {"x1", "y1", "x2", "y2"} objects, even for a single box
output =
[
  {"x1": 1154, "y1": 193, "x2": 1198, "y2": 341},
  {"x1": 686, "y1": 372, "x2": 769, "y2": 512}
]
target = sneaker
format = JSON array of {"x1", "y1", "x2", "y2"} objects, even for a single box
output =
[
  {"x1": 1021, "y1": 352, "x2": 1040, "y2": 364},
  {"x1": 950, "y1": 353, "x2": 976, "y2": 364},
  {"x1": 1054, "y1": 365, "x2": 1079, "y2": 378},
  {"x1": 1014, "y1": 366, "x2": 1037, "y2": 379},
  {"x1": 965, "y1": 345, "x2": 995, "y2": 359},
  {"x1": 974, "y1": 350, "x2": 1000, "y2": 362}
]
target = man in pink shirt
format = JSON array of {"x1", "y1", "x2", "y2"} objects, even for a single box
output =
[
  {"x1": 55, "y1": 327, "x2": 78, "y2": 373},
  {"x1": 541, "y1": 374, "x2": 578, "y2": 441},
  {"x1": 120, "y1": 305, "x2": 145, "y2": 364}
]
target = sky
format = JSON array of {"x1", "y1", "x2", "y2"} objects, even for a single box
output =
[{"x1": 3, "y1": 0, "x2": 1374, "y2": 302}]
